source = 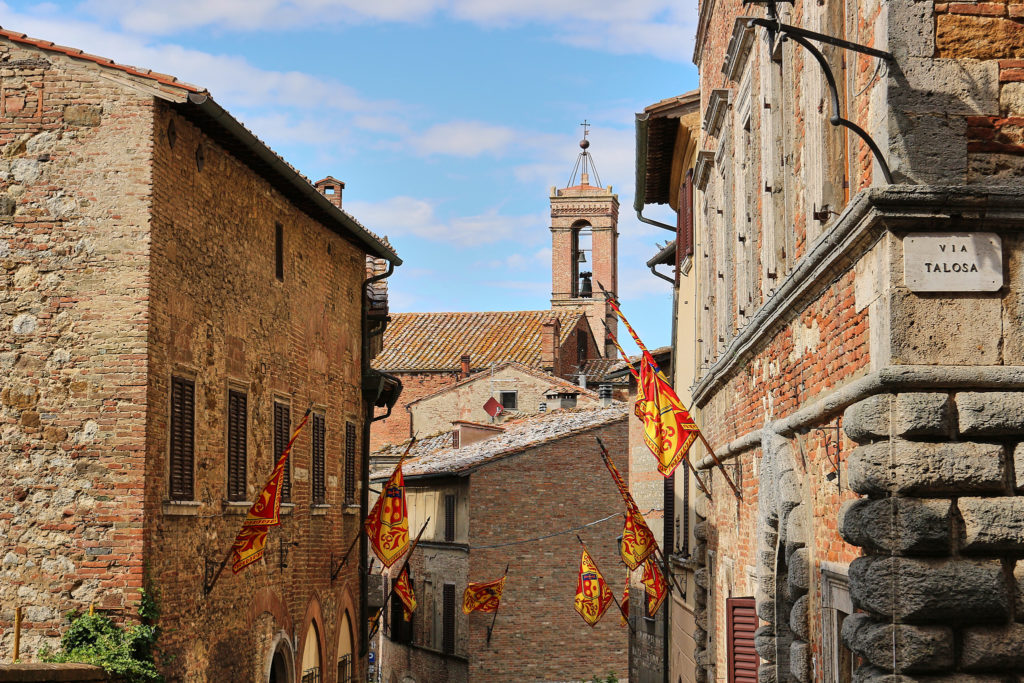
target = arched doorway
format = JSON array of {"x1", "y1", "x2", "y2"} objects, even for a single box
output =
[
  {"x1": 300, "y1": 621, "x2": 322, "y2": 682},
  {"x1": 337, "y1": 611, "x2": 353, "y2": 683},
  {"x1": 266, "y1": 633, "x2": 295, "y2": 683}
]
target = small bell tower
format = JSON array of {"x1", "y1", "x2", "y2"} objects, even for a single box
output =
[{"x1": 550, "y1": 122, "x2": 619, "y2": 357}]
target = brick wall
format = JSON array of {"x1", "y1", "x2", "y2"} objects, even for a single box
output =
[
  {"x1": 146, "y1": 100, "x2": 367, "y2": 681},
  {"x1": 371, "y1": 370, "x2": 456, "y2": 451},
  {"x1": 0, "y1": 41, "x2": 155, "y2": 657}
]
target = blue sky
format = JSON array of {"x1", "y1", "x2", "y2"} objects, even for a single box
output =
[{"x1": 2, "y1": 0, "x2": 698, "y2": 349}]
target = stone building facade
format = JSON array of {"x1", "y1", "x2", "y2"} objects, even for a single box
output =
[
  {"x1": 633, "y1": 0, "x2": 1024, "y2": 679},
  {"x1": 0, "y1": 29, "x2": 399, "y2": 683},
  {"x1": 371, "y1": 407, "x2": 630, "y2": 683}
]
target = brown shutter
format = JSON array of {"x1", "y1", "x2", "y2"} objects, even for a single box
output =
[
  {"x1": 442, "y1": 583, "x2": 456, "y2": 654},
  {"x1": 274, "y1": 402, "x2": 291, "y2": 502},
  {"x1": 312, "y1": 412, "x2": 325, "y2": 505},
  {"x1": 227, "y1": 390, "x2": 247, "y2": 501},
  {"x1": 664, "y1": 473, "x2": 675, "y2": 554},
  {"x1": 727, "y1": 597, "x2": 759, "y2": 683},
  {"x1": 682, "y1": 464, "x2": 690, "y2": 556},
  {"x1": 169, "y1": 377, "x2": 195, "y2": 501},
  {"x1": 444, "y1": 494, "x2": 456, "y2": 542},
  {"x1": 344, "y1": 422, "x2": 356, "y2": 505},
  {"x1": 677, "y1": 169, "x2": 695, "y2": 286}
]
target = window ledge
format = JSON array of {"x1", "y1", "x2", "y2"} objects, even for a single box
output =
[
  {"x1": 311, "y1": 504, "x2": 330, "y2": 516},
  {"x1": 343, "y1": 504, "x2": 360, "y2": 515},
  {"x1": 280, "y1": 502, "x2": 295, "y2": 515},
  {"x1": 224, "y1": 501, "x2": 253, "y2": 515},
  {"x1": 163, "y1": 500, "x2": 201, "y2": 516}
]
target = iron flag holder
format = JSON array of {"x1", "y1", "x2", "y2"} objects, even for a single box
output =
[
  {"x1": 814, "y1": 416, "x2": 843, "y2": 490},
  {"x1": 746, "y1": 0, "x2": 895, "y2": 184}
]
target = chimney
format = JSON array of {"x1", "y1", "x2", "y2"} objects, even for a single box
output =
[
  {"x1": 314, "y1": 177, "x2": 345, "y2": 209},
  {"x1": 599, "y1": 383, "x2": 613, "y2": 407},
  {"x1": 540, "y1": 319, "x2": 561, "y2": 372},
  {"x1": 460, "y1": 354, "x2": 471, "y2": 380}
]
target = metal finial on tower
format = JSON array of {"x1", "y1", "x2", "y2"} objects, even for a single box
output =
[{"x1": 566, "y1": 120, "x2": 602, "y2": 188}]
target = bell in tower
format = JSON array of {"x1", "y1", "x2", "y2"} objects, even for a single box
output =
[{"x1": 549, "y1": 123, "x2": 619, "y2": 358}]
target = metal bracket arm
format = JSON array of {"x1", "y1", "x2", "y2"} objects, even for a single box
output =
[{"x1": 749, "y1": 18, "x2": 893, "y2": 61}]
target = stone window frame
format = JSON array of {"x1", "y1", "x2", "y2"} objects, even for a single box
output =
[{"x1": 821, "y1": 564, "x2": 855, "y2": 683}]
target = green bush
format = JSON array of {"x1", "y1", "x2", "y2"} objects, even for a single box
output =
[
  {"x1": 41, "y1": 589, "x2": 162, "y2": 683},
  {"x1": 589, "y1": 674, "x2": 619, "y2": 683}
]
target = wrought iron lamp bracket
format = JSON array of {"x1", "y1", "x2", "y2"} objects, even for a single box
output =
[
  {"x1": 747, "y1": 16, "x2": 895, "y2": 185},
  {"x1": 814, "y1": 416, "x2": 843, "y2": 490},
  {"x1": 203, "y1": 557, "x2": 220, "y2": 594}
]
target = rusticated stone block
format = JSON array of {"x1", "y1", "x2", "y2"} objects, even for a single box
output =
[
  {"x1": 754, "y1": 624, "x2": 776, "y2": 661},
  {"x1": 758, "y1": 664, "x2": 777, "y2": 683},
  {"x1": 790, "y1": 640, "x2": 810, "y2": 682},
  {"x1": 1014, "y1": 443, "x2": 1024, "y2": 491},
  {"x1": 694, "y1": 567, "x2": 709, "y2": 589},
  {"x1": 790, "y1": 594, "x2": 809, "y2": 641},
  {"x1": 788, "y1": 548, "x2": 809, "y2": 592},
  {"x1": 937, "y1": 14, "x2": 1024, "y2": 60},
  {"x1": 756, "y1": 596, "x2": 777, "y2": 622},
  {"x1": 893, "y1": 393, "x2": 953, "y2": 438},
  {"x1": 842, "y1": 612, "x2": 954, "y2": 672},
  {"x1": 961, "y1": 623, "x2": 1024, "y2": 670},
  {"x1": 839, "y1": 498, "x2": 953, "y2": 554},
  {"x1": 778, "y1": 469, "x2": 803, "y2": 511},
  {"x1": 847, "y1": 441, "x2": 1005, "y2": 496},
  {"x1": 694, "y1": 520, "x2": 708, "y2": 541},
  {"x1": 958, "y1": 391, "x2": 1024, "y2": 436},
  {"x1": 1016, "y1": 562, "x2": 1024, "y2": 618},
  {"x1": 959, "y1": 497, "x2": 1024, "y2": 551},
  {"x1": 844, "y1": 394, "x2": 892, "y2": 443},
  {"x1": 849, "y1": 556, "x2": 1010, "y2": 622}
]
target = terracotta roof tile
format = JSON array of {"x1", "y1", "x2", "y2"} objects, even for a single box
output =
[
  {"x1": 371, "y1": 406, "x2": 627, "y2": 479},
  {"x1": 373, "y1": 309, "x2": 588, "y2": 372},
  {"x1": 405, "y1": 360, "x2": 600, "y2": 407},
  {"x1": 0, "y1": 27, "x2": 203, "y2": 93}
]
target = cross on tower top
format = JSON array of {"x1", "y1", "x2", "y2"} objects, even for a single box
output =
[{"x1": 580, "y1": 120, "x2": 590, "y2": 139}]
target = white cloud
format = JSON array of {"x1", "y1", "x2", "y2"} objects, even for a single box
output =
[
  {"x1": 409, "y1": 121, "x2": 519, "y2": 158},
  {"x1": 344, "y1": 196, "x2": 545, "y2": 244},
  {"x1": 72, "y1": 0, "x2": 696, "y2": 62}
]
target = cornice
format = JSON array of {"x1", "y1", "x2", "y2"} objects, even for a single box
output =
[{"x1": 723, "y1": 17, "x2": 757, "y2": 82}]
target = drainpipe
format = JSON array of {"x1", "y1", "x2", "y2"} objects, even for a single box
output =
[{"x1": 360, "y1": 259, "x2": 395, "y2": 664}]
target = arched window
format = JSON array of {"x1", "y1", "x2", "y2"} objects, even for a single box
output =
[
  {"x1": 337, "y1": 611, "x2": 353, "y2": 683},
  {"x1": 300, "y1": 622, "x2": 321, "y2": 683},
  {"x1": 571, "y1": 221, "x2": 593, "y2": 297}
]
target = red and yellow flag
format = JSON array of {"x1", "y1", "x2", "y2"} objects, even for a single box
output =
[
  {"x1": 639, "y1": 355, "x2": 700, "y2": 477},
  {"x1": 230, "y1": 408, "x2": 311, "y2": 573},
  {"x1": 574, "y1": 549, "x2": 613, "y2": 627},
  {"x1": 462, "y1": 575, "x2": 507, "y2": 615},
  {"x1": 621, "y1": 509, "x2": 658, "y2": 570},
  {"x1": 394, "y1": 568, "x2": 416, "y2": 621},
  {"x1": 620, "y1": 570, "x2": 630, "y2": 628},
  {"x1": 364, "y1": 462, "x2": 410, "y2": 567},
  {"x1": 641, "y1": 558, "x2": 668, "y2": 617}
]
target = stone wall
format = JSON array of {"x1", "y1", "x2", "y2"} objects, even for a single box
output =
[
  {"x1": 371, "y1": 370, "x2": 457, "y2": 451},
  {"x1": 840, "y1": 390, "x2": 1024, "y2": 679},
  {"x1": 0, "y1": 40, "x2": 155, "y2": 657}
]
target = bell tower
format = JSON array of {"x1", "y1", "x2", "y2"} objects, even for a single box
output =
[{"x1": 550, "y1": 123, "x2": 619, "y2": 358}]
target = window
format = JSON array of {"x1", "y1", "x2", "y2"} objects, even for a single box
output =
[
  {"x1": 726, "y1": 597, "x2": 759, "y2": 682},
  {"x1": 664, "y1": 473, "x2": 675, "y2": 555},
  {"x1": 444, "y1": 494, "x2": 456, "y2": 542},
  {"x1": 452, "y1": 429, "x2": 460, "y2": 449},
  {"x1": 275, "y1": 223, "x2": 284, "y2": 281},
  {"x1": 344, "y1": 422, "x2": 356, "y2": 505},
  {"x1": 499, "y1": 391, "x2": 517, "y2": 411},
  {"x1": 442, "y1": 583, "x2": 456, "y2": 654},
  {"x1": 312, "y1": 412, "x2": 326, "y2": 505},
  {"x1": 336, "y1": 655, "x2": 352, "y2": 683},
  {"x1": 390, "y1": 574, "x2": 413, "y2": 644},
  {"x1": 227, "y1": 389, "x2": 247, "y2": 502},
  {"x1": 169, "y1": 376, "x2": 195, "y2": 501},
  {"x1": 274, "y1": 401, "x2": 291, "y2": 502},
  {"x1": 681, "y1": 464, "x2": 690, "y2": 556},
  {"x1": 822, "y1": 570, "x2": 855, "y2": 682}
]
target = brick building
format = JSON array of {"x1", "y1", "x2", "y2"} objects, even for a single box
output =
[
  {"x1": 0, "y1": 29, "x2": 401, "y2": 683},
  {"x1": 632, "y1": 0, "x2": 1024, "y2": 680},
  {"x1": 370, "y1": 141, "x2": 620, "y2": 452},
  {"x1": 371, "y1": 406, "x2": 630, "y2": 683}
]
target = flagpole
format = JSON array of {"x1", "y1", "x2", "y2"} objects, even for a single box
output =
[
  {"x1": 598, "y1": 284, "x2": 740, "y2": 499},
  {"x1": 575, "y1": 534, "x2": 635, "y2": 635},
  {"x1": 368, "y1": 517, "x2": 430, "y2": 638},
  {"x1": 486, "y1": 564, "x2": 510, "y2": 644},
  {"x1": 204, "y1": 403, "x2": 314, "y2": 595},
  {"x1": 334, "y1": 435, "x2": 419, "y2": 581}
]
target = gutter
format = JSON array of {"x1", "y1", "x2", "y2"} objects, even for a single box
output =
[
  {"x1": 183, "y1": 93, "x2": 402, "y2": 265},
  {"x1": 634, "y1": 114, "x2": 676, "y2": 233},
  {"x1": 646, "y1": 240, "x2": 677, "y2": 284}
]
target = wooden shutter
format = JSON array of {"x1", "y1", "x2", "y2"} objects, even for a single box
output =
[
  {"x1": 227, "y1": 390, "x2": 247, "y2": 501},
  {"x1": 664, "y1": 473, "x2": 675, "y2": 554},
  {"x1": 274, "y1": 402, "x2": 291, "y2": 502},
  {"x1": 442, "y1": 583, "x2": 456, "y2": 654},
  {"x1": 444, "y1": 494, "x2": 456, "y2": 542},
  {"x1": 275, "y1": 222, "x2": 284, "y2": 281},
  {"x1": 727, "y1": 597, "x2": 759, "y2": 683},
  {"x1": 312, "y1": 412, "x2": 325, "y2": 505},
  {"x1": 677, "y1": 169, "x2": 694, "y2": 286},
  {"x1": 344, "y1": 422, "x2": 356, "y2": 505},
  {"x1": 682, "y1": 464, "x2": 690, "y2": 556},
  {"x1": 390, "y1": 575, "x2": 413, "y2": 644},
  {"x1": 169, "y1": 377, "x2": 195, "y2": 501}
]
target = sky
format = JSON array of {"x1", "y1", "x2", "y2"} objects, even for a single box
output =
[{"x1": 1, "y1": 0, "x2": 699, "y2": 349}]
